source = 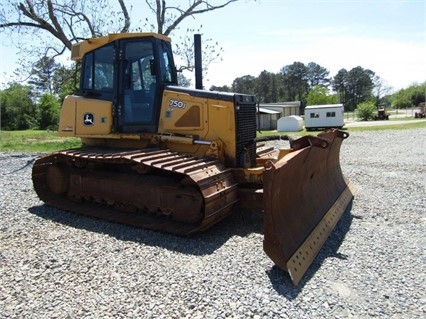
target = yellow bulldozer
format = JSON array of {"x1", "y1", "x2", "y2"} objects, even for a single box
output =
[{"x1": 32, "y1": 33, "x2": 353, "y2": 285}]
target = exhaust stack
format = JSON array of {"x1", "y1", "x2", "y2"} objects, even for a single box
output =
[{"x1": 194, "y1": 34, "x2": 203, "y2": 90}]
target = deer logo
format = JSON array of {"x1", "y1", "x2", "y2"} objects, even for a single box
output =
[{"x1": 83, "y1": 113, "x2": 94, "y2": 126}]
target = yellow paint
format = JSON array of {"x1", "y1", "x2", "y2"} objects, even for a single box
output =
[
  {"x1": 58, "y1": 96, "x2": 112, "y2": 137},
  {"x1": 158, "y1": 90, "x2": 238, "y2": 161},
  {"x1": 160, "y1": 90, "x2": 206, "y2": 132},
  {"x1": 71, "y1": 33, "x2": 171, "y2": 61}
]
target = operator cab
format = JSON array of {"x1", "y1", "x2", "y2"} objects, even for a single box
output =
[{"x1": 79, "y1": 34, "x2": 177, "y2": 133}]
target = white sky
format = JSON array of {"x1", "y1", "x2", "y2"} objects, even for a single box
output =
[{"x1": 1, "y1": 0, "x2": 425, "y2": 92}]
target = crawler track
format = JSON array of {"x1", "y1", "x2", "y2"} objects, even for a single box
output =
[{"x1": 32, "y1": 148, "x2": 239, "y2": 235}]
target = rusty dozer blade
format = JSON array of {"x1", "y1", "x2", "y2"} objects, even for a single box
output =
[{"x1": 263, "y1": 129, "x2": 353, "y2": 285}]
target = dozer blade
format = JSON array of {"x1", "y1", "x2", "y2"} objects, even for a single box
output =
[{"x1": 263, "y1": 129, "x2": 353, "y2": 285}]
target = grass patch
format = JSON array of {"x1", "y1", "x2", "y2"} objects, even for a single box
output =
[
  {"x1": 1, "y1": 121, "x2": 425, "y2": 152},
  {"x1": 385, "y1": 116, "x2": 420, "y2": 121},
  {"x1": 347, "y1": 120, "x2": 426, "y2": 131},
  {"x1": 0, "y1": 130, "x2": 81, "y2": 152}
]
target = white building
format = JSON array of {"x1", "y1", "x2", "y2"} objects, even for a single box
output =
[
  {"x1": 277, "y1": 115, "x2": 304, "y2": 132},
  {"x1": 257, "y1": 101, "x2": 302, "y2": 130},
  {"x1": 304, "y1": 104, "x2": 344, "y2": 130},
  {"x1": 257, "y1": 107, "x2": 280, "y2": 130}
]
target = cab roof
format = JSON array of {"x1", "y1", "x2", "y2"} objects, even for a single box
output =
[{"x1": 71, "y1": 33, "x2": 171, "y2": 62}]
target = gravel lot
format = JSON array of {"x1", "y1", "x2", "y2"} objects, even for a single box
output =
[{"x1": 1, "y1": 128, "x2": 425, "y2": 319}]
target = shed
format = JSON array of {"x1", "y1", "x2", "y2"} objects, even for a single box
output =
[
  {"x1": 277, "y1": 115, "x2": 304, "y2": 132},
  {"x1": 257, "y1": 107, "x2": 280, "y2": 130},
  {"x1": 259, "y1": 101, "x2": 302, "y2": 118}
]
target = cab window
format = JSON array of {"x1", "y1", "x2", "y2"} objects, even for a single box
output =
[
  {"x1": 122, "y1": 40, "x2": 156, "y2": 124},
  {"x1": 82, "y1": 44, "x2": 114, "y2": 95},
  {"x1": 160, "y1": 43, "x2": 175, "y2": 83}
]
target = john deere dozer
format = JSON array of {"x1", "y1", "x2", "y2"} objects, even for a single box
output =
[{"x1": 32, "y1": 33, "x2": 353, "y2": 284}]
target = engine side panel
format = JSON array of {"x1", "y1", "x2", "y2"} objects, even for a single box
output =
[
  {"x1": 158, "y1": 88, "x2": 256, "y2": 168},
  {"x1": 58, "y1": 96, "x2": 113, "y2": 136}
]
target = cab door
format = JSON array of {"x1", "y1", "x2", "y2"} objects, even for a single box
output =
[{"x1": 118, "y1": 39, "x2": 158, "y2": 133}]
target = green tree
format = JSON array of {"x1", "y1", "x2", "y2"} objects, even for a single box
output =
[
  {"x1": 332, "y1": 68, "x2": 349, "y2": 105},
  {"x1": 0, "y1": 82, "x2": 37, "y2": 130},
  {"x1": 348, "y1": 67, "x2": 375, "y2": 110},
  {"x1": 306, "y1": 62, "x2": 330, "y2": 88},
  {"x1": 209, "y1": 85, "x2": 231, "y2": 92},
  {"x1": 52, "y1": 64, "x2": 79, "y2": 102},
  {"x1": 256, "y1": 70, "x2": 276, "y2": 103},
  {"x1": 306, "y1": 86, "x2": 338, "y2": 105},
  {"x1": 391, "y1": 88, "x2": 412, "y2": 109},
  {"x1": 372, "y1": 75, "x2": 392, "y2": 108},
  {"x1": 391, "y1": 82, "x2": 426, "y2": 109},
  {"x1": 231, "y1": 75, "x2": 256, "y2": 94},
  {"x1": 356, "y1": 101, "x2": 376, "y2": 121},
  {"x1": 280, "y1": 62, "x2": 309, "y2": 102},
  {"x1": 37, "y1": 93, "x2": 61, "y2": 130},
  {"x1": 410, "y1": 83, "x2": 426, "y2": 106},
  {"x1": 334, "y1": 66, "x2": 374, "y2": 111},
  {"x1": 29, "y1": 56, "x2": 60, "y2": 95},
  {"x1": 177, "y1": 73, "x2": 192, "y2": 87}
]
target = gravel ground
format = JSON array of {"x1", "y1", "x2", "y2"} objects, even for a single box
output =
[{"x1": 1, "y1": 128, "x2": 425, "y2": 319}]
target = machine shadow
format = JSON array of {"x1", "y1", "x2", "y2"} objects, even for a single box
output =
[
  {"x1": 28, "y1": 204, "x2": 264, "y2": 257},
  {"x1": 29, "y1": 199, "x2": 352, "y2": 296},
  {"x1": 266, "y1": 200, "x2": 356, "y2": 300}
]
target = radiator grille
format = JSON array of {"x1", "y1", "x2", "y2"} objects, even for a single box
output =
[{"x1": 234, "y1": 95, "x2": 257, "y2": 168}]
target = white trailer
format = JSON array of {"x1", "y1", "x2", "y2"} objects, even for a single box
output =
[{"x1": 304, "y1": 104, "x2": 344, "y2": 130}]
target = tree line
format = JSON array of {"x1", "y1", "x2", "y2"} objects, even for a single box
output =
[
  {"x1": 0, "y1": 57, "x2": 77, "y2": 131},
  {"x1": 0, "y1": 0, "x2": 424, "y2": 130},
  {"x1": 1, "y1": 56, "x2": 424, "y2": 131},
  {"x1": 210, "y1": 62, "x2": 425, "y2": 113}
]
